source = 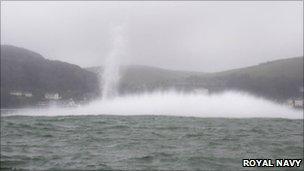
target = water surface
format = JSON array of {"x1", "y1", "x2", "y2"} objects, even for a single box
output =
[{"x1": 1, "y1": 115, "x2": 303, "y2": 170}]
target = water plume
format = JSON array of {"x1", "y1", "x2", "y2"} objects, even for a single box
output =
[
  {"x1": 100, "y1": 24, "x2": 125, "y2": 100},
  {"x1": 2, "y1": 24, "x2": 302, "y2": 119},
  {"x1": 3, "y1": 91, "x2": 302, "y2": 119}
]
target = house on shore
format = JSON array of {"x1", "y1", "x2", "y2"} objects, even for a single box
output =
[
  {"x1": 24, "y1": 92, "x2": 33, "y2": 97},
  {"x1": 10, "y1": 91, "x2": 33, "y2": 98},
  {"x1": 44, "y1": 93, "x2": 61, "y2": 100},
  {"x1": 287, "y1": 98, "x2": 304, "y2": 108},
  {"x1": 9, "y1": 91, "x2": 22, "y2": 96},
  {"x1": 192, "y1": 88, "x2": 209, "y2": 94}
]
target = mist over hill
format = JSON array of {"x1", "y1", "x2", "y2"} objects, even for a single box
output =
[
  {"x1": 89, "y1": 57, "x2": 303, "y2": 102},
  {"x1": 1, "y1": 45, "x2": 303, "y2": 108},
  {"x1": 87, "y1": 65, "x2": 201, "y2": 93},
  {"x1": 195, "y1": 57, "x2": 303, "y2": 101},
  {"x1": 1, "y1": 45, "x2": 99, "y2": 107}
]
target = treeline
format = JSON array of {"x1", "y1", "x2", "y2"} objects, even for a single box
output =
[
  {"x1": 89, "y1": 57, "x2": 303, "y2": 102},
  {"x1": 1, "y1": 45, "x2": 303, "y2": 108},
  {"x1": 1, "y1": 45, "x2": 99, "y2": 108}
]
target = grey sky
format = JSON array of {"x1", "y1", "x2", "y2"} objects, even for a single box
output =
[{"x1": 1, "y1": 1, "x2": 303, "y2": 72}]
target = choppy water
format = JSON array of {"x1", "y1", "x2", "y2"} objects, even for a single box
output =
[{"x1": 1, "y1": 115, "x2": 303, "y2": 170}]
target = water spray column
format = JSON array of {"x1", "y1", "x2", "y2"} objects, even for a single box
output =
[{"x1": 100, "y1": 25, "x2": 125, "y2": 100}]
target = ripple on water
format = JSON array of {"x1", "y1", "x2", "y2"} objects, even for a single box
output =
[{"x1": 1, "y1": 116, "x2": 303, "y2": 170}]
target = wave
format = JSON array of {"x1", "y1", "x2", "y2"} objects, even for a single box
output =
[{"x1": 1, "y1": 91, "x2": 302, "y2": 119}]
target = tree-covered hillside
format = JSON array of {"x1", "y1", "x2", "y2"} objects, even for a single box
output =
[
  {"x1": 1, "y1": 45, "x2": 99, "y2": 107},
  {"x1": 189, "y1": 57, "x2": 303, "y2": 101},
  {"x1": 1, "y1": 45, "x2": 302, "y2": 108},
  {"x1": 89, "y1": 57, "x2": 303, "y2": 102}
]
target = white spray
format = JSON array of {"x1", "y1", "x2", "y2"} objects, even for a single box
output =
[
  {"x1": 100, "y1": 24, "x2": 125, "y2": 100},
  {"x1": 4, "y1": 91, "x2": 302, "y2": 119},
  {"x1": 4, "y1": 24, "x2": 302, "y2": 119}
]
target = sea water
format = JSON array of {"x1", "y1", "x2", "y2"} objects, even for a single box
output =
[{"x1": 1, "y1": 115, "x2": 303, "y2": 170}]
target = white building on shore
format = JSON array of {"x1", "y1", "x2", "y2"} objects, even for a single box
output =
[
  {"x1": 44, "y1": 93, "x2": 61, "y2": 100},
  {"x1": 10, "y1": 91, "x2": 23, "y2": 96},
  {"x1": 24, "y1": 92, "x2": 33, "y2": 97},
  {"x1": 192, "y1": 88, "x2": 209, "y2": 94},
  {"x1": 10, "y1": 91, "x2": 33, "y2": 97},
  {"x1": 287, "y1": 99, "x2": 303, "y2": 108}
]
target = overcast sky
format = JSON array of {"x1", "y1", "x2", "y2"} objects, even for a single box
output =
[{"x1": 1, "y1": 1, "x2": 303, "y2": 72}]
